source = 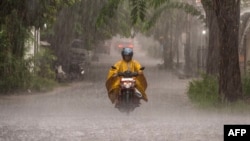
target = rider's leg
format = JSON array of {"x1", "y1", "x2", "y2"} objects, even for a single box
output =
[{"x1": 109, "y1": 88, "x2": 120, "y2": 104}]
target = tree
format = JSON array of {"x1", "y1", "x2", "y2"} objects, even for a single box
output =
[
  {"x1": 202, "y1": 0, "x2": 250, "y2": 75},
  {"x1": 148, "y1": 0, "x2": 243, "y2": 102},
  {"x1": 0, "y1": 0, "x2": 77, "y2": 60},
  {"x1": 0, "y1": 0, "x2": 77, "y2": 92},
  {"x1": 213, "y1": 0, "x2": 243, "y2": 102},
  {"x1": 201, "y1": 0, "x2": 220, "y2": 75},
  {"x1": 101, "y1": 0, "x2": 243, "y2": 102},
  {"x1": 145, "y1": 9, "x2": 189, "y2": 70},
  {"x1": 98, "y1": 0, "x2": 203, "y2": 71},
  {"x1": 49, "y1": 0, "x2": 135, "y2": 68}
]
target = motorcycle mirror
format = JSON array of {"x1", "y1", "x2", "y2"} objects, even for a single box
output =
[
  {"x1": 140, "y1": 67, "x2": 145, "y2": 70},
  {"x1": 111, "y1": 66, "x2": 117, "y2": 69}
]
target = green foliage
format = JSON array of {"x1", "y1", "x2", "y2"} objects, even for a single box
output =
[
  {"x1": 96, "y1": 0, "x2": 134, "y2": 38},
  {"x1": 28, "y1": 48, "x2": 58, "y2": 92},
  {"x1": 188, "y1": 74, "x2": 220, "y2": 108},
  {"x1": 144, "y1": 1, "x2": 204, "y2": 30},
  {"x1": 0, "y1": 25, "x2": 31, "y2": 93},
  {"x1": 96, "y1": 0, "x2": 123, "y2": 27},
  {"x1": 0, "y1": 45, "x2": 57, "y2": 94},
  {"x1": 96, "y1": 0, "x2": 204, "y2": 38},
  {"x1": 96, "y1": 0, "x2": 148, "y2": 37},
  {"x1": 188, "y1": 74, "x2": 250, "y2": 112},
  {"x1": 149, "y1": 0, "x2": 171, "y2": 8},
  {"x1": 200, "y1": 0, "x2": 213, "y2": 9},
  {"x1": 218, "y1": 100, "x2": 250, "y2": 114},
  {"x1": 0, "y1": 56, "x2": 33, "y2": 93},
  {"x1": 29, "y1": 76, "x2": 57, "y2": 92},
  {"x1": 242, "y1": 75, "x2": 250, "y2": 97},
  {"x1": 33, "y1": 48, "x2": 57, "y2": 80},
  {"x1": 0, "y1": 0, "x2": 78, "y2": 93},
  {"x1": 0, "y1": 0, "x2": 79, "y2": 28},
  {"x1": 130, "y1": 0, "x2": 147, "y2": 24}
]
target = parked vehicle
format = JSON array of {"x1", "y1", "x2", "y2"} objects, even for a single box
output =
[
  {"x1": 95, "y1": 40, "x2": 111, "y2": 55},
  {"x1": 68, "y1": 39, "x2": 91, "y2": 80},
  {"x1": 55, "y1": 65, "x2": 67, "y2": 82}
]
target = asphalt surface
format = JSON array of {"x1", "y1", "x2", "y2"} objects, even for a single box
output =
[{"x1": 0, "y1": 48, "x2": 250, "y2": 141}]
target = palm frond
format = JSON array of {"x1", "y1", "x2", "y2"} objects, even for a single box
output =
[
  {"x1": 144, "y1": 1, "x2": 205, "y2": 30},
  {"x1": 149, "y1": 0, "x2": 171, "y2": 9},
  {"x1": 130, "y1": 0, "x2": 147, "y2": 24},
  {"x1": 96, "y1": 0, "x2": 124, "y2": 27}
]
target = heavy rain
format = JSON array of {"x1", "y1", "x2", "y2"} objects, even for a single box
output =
[{"x1": 1, "y1": 0, "x2": 250, "y2": 141}]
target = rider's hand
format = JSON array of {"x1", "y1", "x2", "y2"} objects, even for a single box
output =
[
  {"x1": 112, "y1": 73, "x2": 118, "y2": 77},
  {"x1": 132, "y1": 72, "x2": 138, "y2": 76},
  {"x1": 138, "y1": 70, "x2": 143, "y2": 75}
]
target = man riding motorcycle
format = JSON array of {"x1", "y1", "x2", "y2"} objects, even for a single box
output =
[{"x1": 105, "y1": 47, "x2": 148, "y2": 106}]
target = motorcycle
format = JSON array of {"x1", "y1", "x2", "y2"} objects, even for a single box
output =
[
  {"x1": 112, "y1": 66, "x2": 145, "y2": 114},
  {"x1": 55, "y1": 65, "x2": 67, "y2": 83},
  {"x1": 68, "y1": 62, "x2": 89, "y2": 81}
]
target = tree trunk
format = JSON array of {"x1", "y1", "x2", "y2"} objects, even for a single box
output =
[
  {"x1": 7, "y1": 11, "x2": 26, "y2": 59},
  {"x1": 184, "y1": 14, "x2": 191, "y2": 75},
  {"x1": 163, "y1": 40, "x2": 173, "y2": 70},
  {"x1": 206, "y1": 9, "x2": 220, "y2": 75},
  {"x1": 174, "y1": 24, "x2": 181, "y2": 69},
  {"x1": 162, "y1": 19, "x2": 173, "y2": 70},
  {"x1": 214, "y1": 0, "x2": 242, "y2": 102}
]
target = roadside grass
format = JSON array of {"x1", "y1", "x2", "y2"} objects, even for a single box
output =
[
  {"x1": 187, "y1": 74, "x2": 250, "y2": 113},
  {"x1": 242, "y1": 76, "x2": 250, "y2": 97},
  {"x1": 0, "y1": 75, "x2": 59, "y2": 94},
  {"x1": 29, "y1": 76, "x2": 58, "y2": 92},
  {"x1": 0, "y1": 48, "x2": 61, "y2": 94}
]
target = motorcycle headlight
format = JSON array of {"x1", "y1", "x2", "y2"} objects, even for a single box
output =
[
  {"x1": 81, "y1": 70, "x2": 85, "y2": 75},
  {"x1": 122, "y1": 82, "x2": 133, "y2": 88}
]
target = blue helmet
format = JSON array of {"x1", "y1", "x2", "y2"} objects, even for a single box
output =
[{"x1": 121, "y1": 47, "x2": 133, "y2": 57}]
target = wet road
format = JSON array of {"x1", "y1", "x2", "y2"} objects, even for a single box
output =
[{"x1": 0, "y1": 48, "x2": 250, "y2": 141}]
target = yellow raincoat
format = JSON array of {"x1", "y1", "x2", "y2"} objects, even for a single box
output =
[{"x1": 105, "y1": 59, "x2": 148, "y2": 103}]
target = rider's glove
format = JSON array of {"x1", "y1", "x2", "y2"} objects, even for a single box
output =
[
  {"x1": 132, "y1": 72, "x2": 138, "y2": 76},
  {"x1": 118, "y1": 72, "x2": 123, "y2": 76},
  {"x1": 112, "y1": 73, "x2": 118, "y2": 77}
]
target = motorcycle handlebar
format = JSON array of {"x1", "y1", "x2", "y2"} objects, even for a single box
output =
[
  {"x1": 117, "y1": 71, "x2": 138, "y2": 77},
  {"x1": 111, "y1": 66, "x2": 145, "y2": 77}
]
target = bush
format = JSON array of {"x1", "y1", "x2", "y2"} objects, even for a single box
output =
[
  {"x1": 188, "y1": 74, "x2": 250, "y2": 113},
  {"x1": 29, "y1": 76, "x2": 58, "y2": 92},
  {"x1": 0, "y1": 18, "x2": 58, "y2": 94},
  {"x1": 187, "y1": 74, "x2": 220, "y2": 108},
  {"x1": 0, "y1": 57, "x2": 32, "y2": 93},
  {"x1": 33, "y1": 48, "x2": 57, "y2": 80},
  {"x1": 27, "y1": 48, "x2": 58, "y2": 92},
  {"x1": 0, "y1": 47, "x2": 58, "y2": 94},
  {"x1": 242, "y1": 75, "x2": 250, "y2": 97}
]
